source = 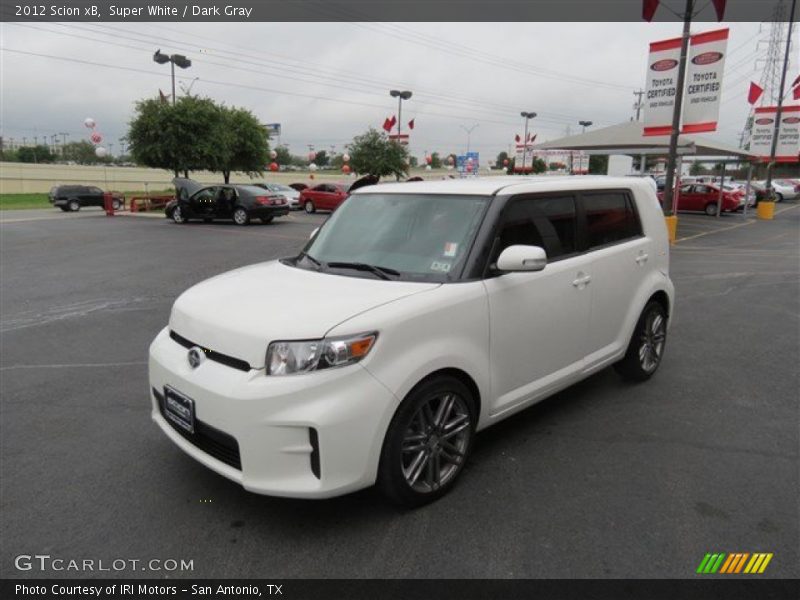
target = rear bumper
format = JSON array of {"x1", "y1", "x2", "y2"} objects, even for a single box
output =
[
  {"x1": 248, "y1": 206, "x2": 290, "y2": 218},
  {"x1": 148, "y1": 327, "x2": 397, "y2": 498}
]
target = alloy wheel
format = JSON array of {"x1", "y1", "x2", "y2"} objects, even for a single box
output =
[
  {"x1": 401, "y1": 392, "x2": 472, "y2": 494},
  {"x1": 638, "y1": 311, "x2": 666, "y2": 373},
  {"x1": 233, "y1": 208, "x2": 248, "y2": 225}
]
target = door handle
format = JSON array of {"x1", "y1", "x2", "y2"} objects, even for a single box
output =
[
  {"x1": 572, "y1": 274, "x2": 592, "y2": 287},
  {"x1": 635, "y1": 253, "x2": 649, "y2": 265}
]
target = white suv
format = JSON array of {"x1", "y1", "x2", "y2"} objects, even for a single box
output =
[{"x1": 149, "y1": 176, "x2": 674, "y2": 506}]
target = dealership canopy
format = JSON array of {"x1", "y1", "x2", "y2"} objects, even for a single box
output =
[{"x1": 532, "y1": 121, "x2": 755, "y2": 159}]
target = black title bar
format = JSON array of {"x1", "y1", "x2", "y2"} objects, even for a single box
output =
[{"x1": 1, "y1": 0, "x2": 792, "y2": 22}]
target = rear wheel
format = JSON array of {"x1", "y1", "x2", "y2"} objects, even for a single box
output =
[
  {"x1": 704, "y1": 202, "x2": 718, "y2": 216},
  {"x1": 111, "y1": 198, "x2": 122, "y2": 211},
  {"x1": 304, "y1": 200, "x2": 316, "y2": 214},
  {"x1": 614, "y1": 301, "x2": 667, "y2": 382},
  {"x1": 775, "y1": 193, "x2": 783, "y2": 203},
  {"x1": 233, "y1": 207, "x2": 250, "y2": 226},
  {"x1": 68, "y1": 199, "x2": 80, "y2": 212},
  {"x1": 378, "y1": 376, "x2": 475, "y2": 507}
]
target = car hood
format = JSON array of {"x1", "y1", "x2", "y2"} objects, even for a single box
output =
[{"x1": 169, "y1": 260, "x2": 440, "y2": 369}]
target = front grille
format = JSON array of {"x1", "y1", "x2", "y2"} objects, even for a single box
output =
[
  {"x1": 169, "y1": 330, "x2": 251, "y2": 372},
  {"x1": 154, "y1": 387, "x2": 242, "y2": 470}
]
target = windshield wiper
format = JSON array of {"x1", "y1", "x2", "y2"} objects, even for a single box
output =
[
  {"x1": 326, "y1": 261, "x2": 400, "y2": 280},
  {"x1": 298, "y1": 252, "x2": 323, "y2": 269}
]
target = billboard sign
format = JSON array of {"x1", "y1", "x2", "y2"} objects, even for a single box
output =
[{"x1": 751, "y1": 105, "x2": 800, "y2": 163}]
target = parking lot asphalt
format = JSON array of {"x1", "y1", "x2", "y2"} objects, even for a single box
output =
[{"x1": 1, "y1": 205, "x2": 797, "y2": 579}]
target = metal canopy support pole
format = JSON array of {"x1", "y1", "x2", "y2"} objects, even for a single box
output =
[
  {"x1": 716, "y1": 163, "x2": 725, "y2": 217},
  {"x1": 673, "y1": 156, "x2": 683, "y2": 215},
  {"x1": 743, "y1": 163, "x2": 754, "y2": 218}
]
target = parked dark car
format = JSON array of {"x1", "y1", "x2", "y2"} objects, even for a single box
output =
[
  {"x1": 166, "y1": 178, "x2": 290, "y2": 226},
  {"x1": 49, "y1": 185, "x2": 123, "y2": 212}
]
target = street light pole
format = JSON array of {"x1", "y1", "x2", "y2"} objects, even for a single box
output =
[
  {"x1": 520, "y1": 111, "x2": 537, "y2": 174},
  {"x1": 579, "y1": 120, "x2": 593, "y2": 134},
  {"x1": 390, "y1": 90, "x2": 412, "y2": 138},
  {"x1": 153, "y1": 50, "x2": 192, "y2": 106}
]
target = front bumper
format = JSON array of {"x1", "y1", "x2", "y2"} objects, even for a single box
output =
[{"x1": 148, "y1": 327, "x2": 397, "y2": 498}]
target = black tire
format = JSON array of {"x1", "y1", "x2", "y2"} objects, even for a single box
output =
[
  {"x1": 704, "y1": 203, "x2": 718, "y2": 216},
  {"x1": 68, "y1": 199, "x2": 80, "y2": 212},
  {"x1": 304, "y1": 200, "x2": 316, "y2": 214},
  {"x1": 233, "y1": 207, "x2": 250, "y2": 226},
  {"x1": 172, "y1": 205, "x2": 188, "y2": 224},
  {"x1": 614, "y1": 301, "x2": 667, "y2": 382},
  {"x1": 112, "y1": 198, "x2": 122, "y2": 211},
  {"x1": 59, "y1": 206, "x2": 70, "y2": 212},
  {"x1": 378, "y1": 375, "x2": 476, "y2": 508},
  {"x1": 260, "y1": 216, "x2": 274, "y2": 224},
  {"x1": 203, "y1": 218, "x2": 213, "y2": 223},
  {"x1": 775, "y1": 193, "x2": 783, "y2": 203}
]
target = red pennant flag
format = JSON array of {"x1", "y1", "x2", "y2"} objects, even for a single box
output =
[
  {"x1": 388, "y1": 115, "x2": 397, "y2": 131},
  {"x1": 408, "y1": 118, "x2": 415, "y2": 130},
  {"x1": 515, "y1": 134, "x2": 521, "y2": 143},
  {"x1": 382, "y1": 117, "x2": 392, "y2": 132},
  {"x1": 747, "y1": 82, "x2": 764, "y2": 105},
  {"x1": 642, "y1": 0, "x2": 659, "y2": 21},
  {"x1": 794, "y1": 86, "x2": 800, "y2": 100},
  {"x1": 711, "y1": 0, "x2": 726, "y2": 21},
  {"x1": 791, "y1": 74, "x2": 800, "y2": 89}
]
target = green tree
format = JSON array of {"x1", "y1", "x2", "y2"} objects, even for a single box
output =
[
  {"x1": 314, "y1": 150, "x2": 329, "y2": 167},
  {"x1": 430, "y1": 152, "x2": 442, "y2": 169},
  {"x1": 531, "y1": 157, "x2": 547, "y2": 174},
  {"x1": 496, "y1": 151, "x2": 509, "y2": 168},
  {"x1": 347, "y1": 128, "x2": 409, "y2": 180},
  {"x1": 689, "y1": 161, "x2": 702, "y2": 176},
  {"x1": 274, "y1": 145, "x2": 293, "y2": 166},
  {"x1": 589, "y1": 155, "x2": 609, "y2": 175},
  {"x1": 62, "y1": 141, "x2": 102, "y2": 164},
  {"x1": 16, "y1": 145, "x2": 55, "y2": 163},
  {"x1": 215, "y1": 106, "x2": 269, "y2": 183}
]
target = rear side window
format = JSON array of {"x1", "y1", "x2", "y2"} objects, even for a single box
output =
[
  {"x1": 583, "y1": 192, "x2": 642, "y2": 248},
  {"x1": 496, "y1": 195, "x2": 578, "y2": 261}
]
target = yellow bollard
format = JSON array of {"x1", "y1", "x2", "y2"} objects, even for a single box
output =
[
  {"x1": 756, "y1": 201, "x2": 775, "y2": 220},
  {"x1": 664, "y1": 215, "x2": 678, "y2": 243}
]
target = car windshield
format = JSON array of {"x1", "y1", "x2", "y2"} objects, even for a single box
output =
[{"x1": 297, "y1": 193, "x2": 490, "y2": 282}]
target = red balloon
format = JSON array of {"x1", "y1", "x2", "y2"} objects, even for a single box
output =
[
  {"x1": 309, "y1": 174, "x2": 315, "y2": 180},
  {"x1": 342, "y1": 165, "x2": 351, "y2": 174},
  {"x1": 308, "y1": 152, "x2": 316, "y2": 161},
  {"x1": 90, "y1": 132, "x2": 103, "y2": 144},
  {"x1": 425, "y1": 155, "x2": 432, "y2": 165},
  {"x1": 503, "y1": 159, "x2": 509, "y2": 166},
  {"x1": 269, "y1": 162, "x2": 279, "y2": 172}
]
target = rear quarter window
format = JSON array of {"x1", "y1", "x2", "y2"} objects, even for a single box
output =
[{"x1": 583, "y1": 191, "x2": 642, "y2": 249}]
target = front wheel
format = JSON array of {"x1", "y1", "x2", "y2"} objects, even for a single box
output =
[
  {"x1": 112, "y1": 198, "x2": 122, "y2": 211},
  {"x1": 233, "y1": 207, "x2": 250, "y2": 226},
  {"x1": 378, "y1": 376, "x2": 475, "y2": 507},
  {"x1": 68, "y1": 199, "x2": 80, "y2": 212},
  {"x1": 614, "y1": 301, "x2": 667, "y2": 382},
  {"x1": 172, "y1": 206, "x2": 188, "y2": 224},
  {"x1": 775, "y1": 193, "x2": 783, "y2": 203},
  {"x1": 304, "y1": 200, "x2": 316, "y2": 214}
]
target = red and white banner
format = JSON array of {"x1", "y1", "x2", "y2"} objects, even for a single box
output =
[
  {"x1": 751, "y1": 105, "x2": 800, "y2": 163},
  {"x1": 643, "y1": 37, "x2": 682, "y2": 136},
  {"x1": 388, "y1": 133, "x2": 409, "y2": 146},
  {"x1": 682, "y1": 28, "x2": 728, "y2": 133}
]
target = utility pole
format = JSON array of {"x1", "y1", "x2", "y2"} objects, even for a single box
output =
[
  {"x1": 520, "y1": 111, "x2": 536, "y2": 174},
  {"x1": 460, "y1": 124, "x2": 479, "y2": 153},
  {"x1": 661, "y1": 0, "x2": 694, "y2": 217},
  {"x1": 765, "y1": 0, "x2": 797, "y2": 200},
  {"x1": 633, "y1": 89, "x2": 645, "y2": 121}
]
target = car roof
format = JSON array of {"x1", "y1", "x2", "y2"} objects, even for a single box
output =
[{"x1": 350, "y1": 175, "x2": 653, "y2": 197}]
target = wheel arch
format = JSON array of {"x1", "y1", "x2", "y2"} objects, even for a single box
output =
[{"x1": 403, "y1": 367, "x2": 482, "y2": 424}]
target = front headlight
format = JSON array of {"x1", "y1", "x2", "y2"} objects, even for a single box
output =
[{"x1": 266, "y1": 332, "x2": 377, "y2": 375}]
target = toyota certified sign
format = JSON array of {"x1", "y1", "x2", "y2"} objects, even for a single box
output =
[
  {"x1": 751, "y1": 106, "x2": 800, "y2": 162},
  {"x1": 682, "y1": 28, "x2": 729, "y2": 133},
  {"x1": 643, "y1": 37, "x2": 682, "y2": 136}
]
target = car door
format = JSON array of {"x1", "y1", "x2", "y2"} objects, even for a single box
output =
[
  {"x1": 482, "y1": 194, "x2": 591, "y2": 416},
  {"x1": 676, "y1": 184, "x2": 696, "y2": 212},
  {"x1": 315, "y1": 185, "x2": 334, "y2": 210},
  {"x1": 86, "y1": 186, "x2": 104, "y2": 207},
  {"x1": 188, "y1": 187, "x2": 218, "y2": 218},
  {"x1": 216, "y1": 186, "x2": 237, "y2": 217},
  {"x1": 580, "y1": 190, "x2": 649, "y2": 369}
]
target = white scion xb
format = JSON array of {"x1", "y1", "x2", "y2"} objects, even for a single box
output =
[{"x1": 149, "y1": 176, "x2": 674, "y2": 506}]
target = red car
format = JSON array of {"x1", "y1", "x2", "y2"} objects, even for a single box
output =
[
  {"x1": 299, "y1": 183, "x2": 350, "y2": 213},
  {"x1": 658, "y1": 183, "x2": 742, "y2": 216}
]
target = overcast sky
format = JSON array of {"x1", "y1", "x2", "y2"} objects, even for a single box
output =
[{"x1": 0, "y1": 20, "x2": 791, "y2": 160}]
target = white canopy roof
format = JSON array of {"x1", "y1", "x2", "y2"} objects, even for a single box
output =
[{"x1": 533, "y1": 121, "x2": 754, "y2": 159}]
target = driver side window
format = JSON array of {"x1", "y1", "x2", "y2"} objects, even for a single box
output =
[{"x1": 191, "y1": 187, "x2": 217, "y2": 203}]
